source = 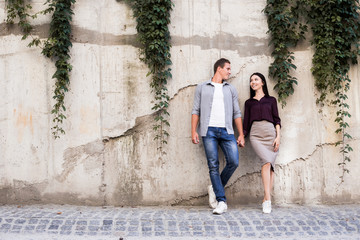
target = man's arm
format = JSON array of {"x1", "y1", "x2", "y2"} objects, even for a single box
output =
[
  {"x1": 191, "y1": 114, "x2": 200, "y2": 144},
  {"x1": 234, "y1": 117, "x2": 245, "y2": 147}
]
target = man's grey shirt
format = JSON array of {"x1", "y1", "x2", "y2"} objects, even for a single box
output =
[{"x1": 192, "y1": 79, "x2": 242, "y2": 137}]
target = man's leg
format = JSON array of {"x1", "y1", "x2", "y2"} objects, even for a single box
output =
[
  {"x1": 218, "y1": 128, "x2": 239, "y2": 186},
  {"x1": 202, "y1": 127, "x2": 226, "y2": 203}
]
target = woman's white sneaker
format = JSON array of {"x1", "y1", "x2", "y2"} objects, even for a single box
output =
[{"x1": 262, "y1": 200, "x2": 271, "y2": 214}]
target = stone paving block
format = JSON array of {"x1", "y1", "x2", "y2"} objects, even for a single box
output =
[
  {"x1": 48, "y1": 225, "x2": 59, "y2": 230},
  {"x1": 76, "y1": 220, "x2": 87, "y2": 225},
  {"x1": 256, "y1": 225, "x2": 264, "y2": 231},
  {"x1": 24, "y1": 225, "x2": 35, "y2": 231},
  {"x1": 0, "y1": 224, "x2": 11, "y2": 230},
  {"x1": 129, "y1": 220, "x2": 139, "y2": 225},
  {"x1": 14, "y1": 219, "x2": 26, "y2": 224},
  {"x1": 263, "y1": 220, "x2": 272, "y2": 226},
  {"x1": 28, "y1": 219, "x2": 38, "y2": 224},
  {"x1": 103, "y1": 220, "x2": 113, "y2": 225},
  {"x1": 127, "y1": 231, "x2": 139, "y2": 236},
  {"x1": 64, "y1": 220, "x2": 75, "y2": 225},
  {"x1": 115, "y1": 226, "x2": 125, "y2": 231},
  {"x1": 127, "y1": 226, "x2": 138, "y2": 231},
  {"x1": 60, "y1": 225, "x2": 72, "y2": 231},
  {"x1": 100, "y1": 225, "x2": 112, "y2": 231},
  {"x1": 87, "y1": 231, "x2": 97, "y2": 236},
  {"x1": 230, "y1": 225, "x2": 240, "y2": 231},
  {"x1": 155, "y1": 231, "x2": 165, "y2": 236},
  {"x1": 39, "y1": 220, "x2": 49, "y2": 225},
  {"x1": 168, "y1": 231, "x2": 178, "y2": 237},
  {"x1": 35, "y1": 225, "x2": 46, "y2": 231},
  {"x1": 278, "y1": 226, "x2": 287, "y2": 232}
]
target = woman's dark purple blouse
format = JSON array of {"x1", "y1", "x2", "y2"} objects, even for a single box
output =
[{"x1": 243, "y1": 96, "x2": 281, "y2": 137}]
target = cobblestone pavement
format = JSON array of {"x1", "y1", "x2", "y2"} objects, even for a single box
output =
[{"x1": 0, "y1": 204, "x2": 359, "y2": 240}]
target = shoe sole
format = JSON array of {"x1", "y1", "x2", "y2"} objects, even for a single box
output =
[
  {"x1": 213, "y1": 208, "x2": 227, "y2": 215},
  {"x1": 213, "y1": 210, "x2": 227, "y2": 215}
]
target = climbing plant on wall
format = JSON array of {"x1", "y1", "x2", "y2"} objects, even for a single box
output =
[
  {"x1": 263, "y1": 0, "x2": 307, "y2": 107},
  {"x1": 307, "y1": 0, "x2": 358, "y2": 182},
  {"x1": 265, "y1": 0, "x2": 359, "y2": 181},
  {"x1": 5, "y1": 0, "x2": 76, "y2": 138},
  {"x1": 5, "y1": 0, "x2": 33, "y2": 39},
  {"x1": 40, "y1": 0, "x2": 76, "y2": 138},
  {"x1": 125, "y1": 0, "x2": 173, "y2": 152}
]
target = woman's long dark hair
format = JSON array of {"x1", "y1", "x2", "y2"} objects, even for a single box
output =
[{"x1": 250, "y1": 72, "x2": 270, "y2": 98}]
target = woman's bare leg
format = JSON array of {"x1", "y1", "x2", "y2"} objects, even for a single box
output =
[{"x1": 262, "y1": 163, "x2": 272, "y2": 202}]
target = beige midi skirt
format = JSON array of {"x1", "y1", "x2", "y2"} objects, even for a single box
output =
[{"x1": 249, "y1": 120, "x2": 278, "y2": 171}]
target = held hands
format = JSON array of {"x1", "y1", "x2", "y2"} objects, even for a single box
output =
[
  {"x1": 273, "y1": 136, "x2": 280, "y2": 152},
  {"x1": 237, "y1": 135, "x2": 245, "y2": 148}
]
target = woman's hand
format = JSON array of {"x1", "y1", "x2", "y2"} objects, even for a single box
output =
[{"x1": 273, "y1": 136, "x2": 280, "y2": 152}]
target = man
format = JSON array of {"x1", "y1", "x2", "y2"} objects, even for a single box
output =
[{"x1": 191, "y1": 58, "x2": 245, "y2": 214}]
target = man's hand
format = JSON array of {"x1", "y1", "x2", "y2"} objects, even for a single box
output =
[
  {"x1": 237, "y1": 135, "x2": 245, "y2": 147},
  {"x1": 234, "y1": 117, "x2": 245, "y2": 147},
  {"x1": 191, "y1": 114, "x2": 200, "y2": 144},
  {"x1": 192, "y1": 132, "x2": 200, "y2": 144}
]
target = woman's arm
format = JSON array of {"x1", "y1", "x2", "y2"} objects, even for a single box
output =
[
  {"x1": 243, "y1": 100, "x2": 251, "y2": 137},
  {"x1": 273, "y1": 124, "x2": 281, "y2": 152}
]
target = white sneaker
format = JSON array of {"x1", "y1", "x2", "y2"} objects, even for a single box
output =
[
  {"x1": 213, "y1": 201, "x2": 227, "y2": 215},
  {"x1": 208, "y1": 185, "x2": 218, "y2": 209},
  {"x1": 262, "y1": 200, "x2": 271, "y2": 214}
]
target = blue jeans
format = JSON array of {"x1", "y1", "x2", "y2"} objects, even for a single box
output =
[{"x1": 202, "y1": 127, "x2": 239, "y2": 202}]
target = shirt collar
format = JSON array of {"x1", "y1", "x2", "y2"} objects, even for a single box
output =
[{"x1": 206, "y1": 78, "x2": 229, "y2": 85}]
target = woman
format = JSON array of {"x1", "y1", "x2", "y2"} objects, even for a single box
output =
[{"x1": 243, "y1": 72, "x2": 281, "y2": 214}]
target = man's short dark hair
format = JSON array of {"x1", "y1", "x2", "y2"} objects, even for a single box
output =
[{"x1": 214, "y1": 58, "x2": 230, "y2": 74}]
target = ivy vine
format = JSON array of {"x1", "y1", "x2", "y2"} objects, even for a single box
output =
[
  {"x1": 124, "y1": 0, "x2": 173, "y2": 152},
  {"x1": 41, "y1": 0, "x2": 76, "y2": 138},
  {"x1": 5, "y1": 0, "x2": 33, "y2": 39},
  {"x1": 265, "y1": 0, "x2": 359, "y2": 180},
  {"x1": 264, "y1": 0, "x2": 307, "y2": 107},
  {"x1": 307, "y1": 0, "x2": 358, "y2": 182},
  {"x1": 5, "y1": 0, "x2": 76, "y2": 138}
]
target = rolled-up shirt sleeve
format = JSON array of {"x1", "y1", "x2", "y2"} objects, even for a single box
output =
[
  {"x1": 243, "y1": 100, "x2": 250, "y2": 137},
  {"x1": 191, "y1": 84, "x2": 201, "y2": 116},
  {"x1": 271, "y1": 97, "x2": 281, "y2": 127},
  {"x1": 231, "y1": 86, "x2": 242, "y2": 119}
]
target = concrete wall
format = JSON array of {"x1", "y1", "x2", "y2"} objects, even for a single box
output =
[{"x1": 0, "y1": 0, "x2": 359, "y2": 206}]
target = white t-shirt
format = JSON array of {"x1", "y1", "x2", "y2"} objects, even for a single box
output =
[{"x1": 208, "y1": 82, "x2": 226, "y2": 128}]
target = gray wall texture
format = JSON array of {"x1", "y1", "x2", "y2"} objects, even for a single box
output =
[{"x1": 0, "y1": 0, "x2": 359, "y2": 206}]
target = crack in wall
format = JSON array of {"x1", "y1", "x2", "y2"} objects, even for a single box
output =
[
  {"x1": 170, "y1": 171, "x2": 260, "y2": 206},
  {"x1": 102, "y1": 113, "x2": 155, "y2": 142},
  {"x1": 169, "y1": 84, "x2": 197, "y2": 101},
  {"x1": 169, "y1": 193, "x2": 208, "y2": 206},
  {"x1": 277, "y1": 142, "x2": 336, "y2": 169},
  {"x1": 102, "y1": 82, "x2": 196, "y2": 142}
]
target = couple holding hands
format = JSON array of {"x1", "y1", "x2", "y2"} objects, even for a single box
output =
[{"x1": 191, "y1": 58, "x2": 281, "y2": 215}]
